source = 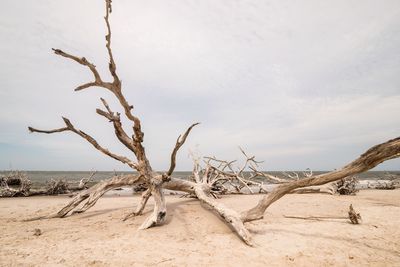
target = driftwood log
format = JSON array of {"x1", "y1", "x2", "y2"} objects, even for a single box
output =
[
  {"x1": 198, "y1": 151, "x2": 355, "y2": 196},
  {"x1": 284, "y1": 204, "x2": 362, "y2": 224},
  {"x1": 26, "y1": 0, "x2": 400, "y2": 246},
  {"x1": 366, "y1": 173, "x2": 400, "y2": 190},
  {"x1": 0, "y1": 171, "x2": 32, "y2": 197},
  {"x1": 0, "y1": 171, "x2": 97, "y2": 197}
]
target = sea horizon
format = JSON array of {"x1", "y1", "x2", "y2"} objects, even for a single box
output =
[{"x1": 2, "y1": 170, "x2": 399, "y2": 188}]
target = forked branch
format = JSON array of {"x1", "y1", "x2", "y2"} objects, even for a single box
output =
[
  {"x1": 52, "y1": 48, "x2": 109, "y2": 91},
  {"x1": 51, "y1": 0, "x2": 145, "y2": 162},
  {"x1": 165, "y1": 123, "x2": 200, "y2": 178},
  {"x1": 96, "y1": 98, "x2": 137, "y2": 155}
]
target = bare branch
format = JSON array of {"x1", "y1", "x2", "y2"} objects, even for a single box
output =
[
  {"x1": 204, "y1": 157, "x2": 237, "y2": 171},
  {"x1": 96, "y1": 108, "x2": 115, "y2": 121},
  {"x1": 28, "y1": 126, "x2": 69, "y2": 134},
  {"x1": 104, "y1": 0, "x2": 119, "y2": 85},
  {"x1": 101, "y1": 1, "x2": 144, "y2": 144},
  {"x1": 52, "y1": 0, "x2": 145, "y2": 161},
  {"x1": 165, "y1": 123, "x2": 200, "y2": 178},
  {"x1": 96, "y1": 98, "x2": 140, "y2": 157},
  {"x1": 248, "y1": 166, "x2": 287, "y2": 183},
  {"x1": 100, "y1": 97, "x2": 113, "y2": 113},
  {"x1": 28, "y1": 117, "x2": 137, "y2": 169},
  {"x1": 52, "y1": 48, "x2": 108, "y2": 91},
  {"x1": 75, "y1": 82, "x2": 100, "y2": 91}
]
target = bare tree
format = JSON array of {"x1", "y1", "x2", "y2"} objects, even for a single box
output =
[
  {"x1": 28, "y1": 0, "x2": 198, "y2": 230},
  {"x1": 27, "y1": 0, "x2": 400, "y2": 246}
]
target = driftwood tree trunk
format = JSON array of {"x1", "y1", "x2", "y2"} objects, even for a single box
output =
[
  {"x1": 241, "y1": 137, "x2": 400, "y2": 224},
  {"x1": 26, "y1": 0, "x2": 400, "y2": 246},
  {"x1": 27, "y1": 0, "x2": 198, "y2": 228},
  {"x1": 171, "y1": 138, "x2": 400, "y2": 245}
]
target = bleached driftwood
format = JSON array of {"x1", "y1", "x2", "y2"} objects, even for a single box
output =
[
  {"x1": 284, "y1": 204, "x2": 362, "y2": 224},
  {"x1": 28, "y1": 0, "x2": 198, "y2": 229},
  {"x1": 0, "y1": 171, "x2": 32, "y2": 197},
  {"x1": 26, "y1": 0, "x2": 400, "y2": 246},
  {"x1": 366, "y1": 173, "x2": 400, "y2": 190},
  {"x1": 0, "y1": 171, "x2": 98, "y2": 197}
]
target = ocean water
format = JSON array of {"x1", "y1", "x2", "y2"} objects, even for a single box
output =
[{"x1": 1, "y1": 170, "x2": 398, "y2": 189}]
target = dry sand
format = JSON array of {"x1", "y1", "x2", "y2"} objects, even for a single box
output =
[{"x1": 1, "y1": 189, "x2": 399, "y2": 266}]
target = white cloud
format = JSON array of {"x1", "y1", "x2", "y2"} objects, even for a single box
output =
[{"x1": 0, "y1": 0, "x2": 399, "y2": 171}]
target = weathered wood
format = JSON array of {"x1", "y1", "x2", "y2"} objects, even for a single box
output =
[
  {"x1": 194, "y1": 184, "x2": 253, "y2": 246},
  {"x1": 0, "y1": 171, "x2": 98, "y2": 198},
  {"x1": 24, "y1": 0, "x2": 400, "y2": 246},
  {"x1": 27, "y1": 0, "x2": 197, "y2": 229},
  {"x1": 0, "y1": 171, "x2": 31, "y2": 197},
  {"x1": 26, "y1": 174, "x2": 143, "y2": 220},
  {"x1": 348, "y1": 204, "x2": 361, "y2": 224},
  {"x1": 291, "y1": 182, "x2": 337, "y2": 195},
  {"x1": 241, "y1": 137, "x2": 400, "y2": 223}
]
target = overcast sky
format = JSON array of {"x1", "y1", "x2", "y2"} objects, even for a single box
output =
[{"x1": 1, "y1": 0, "x2": 399, "y2": 171}]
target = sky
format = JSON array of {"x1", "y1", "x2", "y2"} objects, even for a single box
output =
[{"x1": 0, "y1": 0, "x2": 399, "y2": 171}]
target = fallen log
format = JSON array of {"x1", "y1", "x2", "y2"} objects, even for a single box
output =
[{"x1": 0, "y1": 171, "x2": 98, "y2": 197}]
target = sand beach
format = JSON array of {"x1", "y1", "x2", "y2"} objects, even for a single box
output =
[{"x1": 1, "y1": 189, "x2": 399, "y2": 266}]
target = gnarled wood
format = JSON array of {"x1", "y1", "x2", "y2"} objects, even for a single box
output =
[
  {"x1": 291, "y1": 182, "x2": 337, "y2": 195},
  {"x1": 139, "y1": 184, "x2": 167, "y2": 229},
  {"x1": 27, "y1": 0, "x2": 197, "y2": 231},
  {"x1": 241, "y1": 137, "x2": 400, "y2": 222},
  {"x1": 26, "y1": 174, "x2": 142, "y2": 220},
  {"x1": 25, "y1": 0, "x2": 400, "y2": 246}
]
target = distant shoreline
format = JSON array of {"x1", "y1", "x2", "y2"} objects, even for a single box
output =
[{"x1": 1, "y1": 170, "x2": 399, "y2": 192}]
